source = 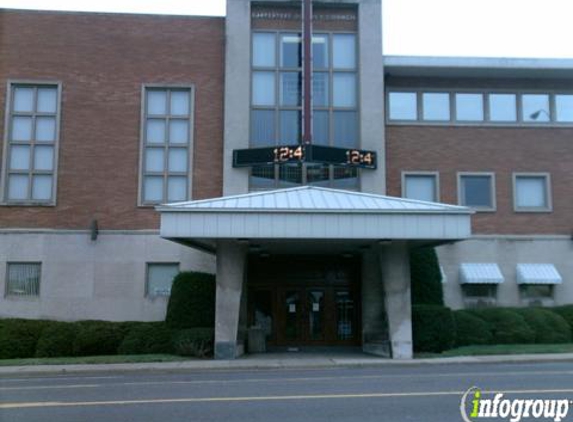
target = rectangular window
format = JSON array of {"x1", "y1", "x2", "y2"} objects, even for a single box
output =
[
  {"x1": 402, "y1": 173, "x2": 439, "y2": 202},
  {"x1": 141, "y1": 87, "x2": 193, "y2": 205},
  {"x1": 520, "y1": 284, "x2": 553, "y2": 300},
  {"x1": 3, "y1": 83, "x2": 60, "y2": 204},
  {"x1": 488, "y1": 94, "x2": 517, "y2": 122},
  {"x1": 522, "y1": 94, "x2": 550, "y2": 122},
  {"x1": 422, "y1": 93, "x2": 450, "y2": 121},
  {"x1": 388, "y1": 92, "x2": 417, "y2": 121},
  {"x1": 555, "y1": 94, "x2": 573, "y2": 122},
  {"x1": 455, "y1": 93, "x2": 484, "y2": 122},
  {"x1": 6, "y1": 263, "x2": 41, "y2": 297},
  {"x1": 458, "y1": 173, "x2": 496, "y2": 211},
  {"x1": 513, "y1": 173, "x2": 551, "y2": 212},
  {"x1": 146, "y1": 263, "x2": 179, "y2": 297},
  {"x1": 462, "y1": 284, "x2": 497, "y2": 308}
]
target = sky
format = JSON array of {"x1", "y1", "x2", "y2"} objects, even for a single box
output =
[{"x1": 1, "y1": 0, "x2": 573, "y2": 59}]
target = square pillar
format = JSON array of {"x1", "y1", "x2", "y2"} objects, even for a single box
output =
[
  {"x1": 379, "y1": 242, "x2": 413, "y2": 359},
  {"x1": 214, "y1": 240, "x2": 247, "y2": 359},
  {"x1": 361, "y1": 249, "x2": 390, "y2": 357}
]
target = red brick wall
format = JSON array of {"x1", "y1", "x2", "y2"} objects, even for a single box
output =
[
  {"x1": 386, "y1": 126, "x2": 573, "y2": 235},
  {"x1": 0, "y1": 10, "x2": 225, "y2": 230}
]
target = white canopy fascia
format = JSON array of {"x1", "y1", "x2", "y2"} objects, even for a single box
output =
[{"x1": 157, "y1": 186, "x2": 473, "y2": 241}]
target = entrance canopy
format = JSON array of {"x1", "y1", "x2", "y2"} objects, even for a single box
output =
[{"x1": 157, "y1": 186, "x2": 472, "y2": 249}]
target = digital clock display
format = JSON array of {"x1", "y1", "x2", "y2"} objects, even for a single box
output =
[{"x1": 233, "y1": 144, "x2": 377, "y2": 169}]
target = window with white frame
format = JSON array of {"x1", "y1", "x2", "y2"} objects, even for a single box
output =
[
  {"x1": 3, "y1": 83, "x2": 60, "y2": 204},
  {"x1": 141, "y1": 87, "x2": 193, "y2": 205},
  {"x1": 458, "y1": 173, "x2": 495, "y2": 210},
  {"x1": 6, "y1": 263, "x2": 41, "y2": 297},
  {"x1": 513, "y1": 174, "x2": 551, "y2": 212},
  {"x1": 146, "y1": 263, "x2": 179, "y2": 297},
  {"x1": 402, "y1": 173, "x2": 438, "y2": 202}
]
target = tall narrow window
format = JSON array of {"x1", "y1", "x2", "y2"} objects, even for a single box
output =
[
  {"x1": 141, "y1": 87, "x2": 193, "y2": 204},
  {"x1": 3, "y1": 83, "x2": 60, "y2": 204},
  {"x1": 250, "y1": 31, "x2": 359, "y2": 191}
]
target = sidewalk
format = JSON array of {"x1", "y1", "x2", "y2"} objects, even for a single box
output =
[{"x1": 2, "y1": 352, "x2": 573, "y2": 376}]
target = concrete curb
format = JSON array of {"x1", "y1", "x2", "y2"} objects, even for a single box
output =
[{"x1": 2, "y1": 353, "x2": 573, "y2": 376}]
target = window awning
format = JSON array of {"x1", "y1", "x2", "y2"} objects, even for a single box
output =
[
  {"x1": 460, "y1": 263, "x2": 504, "y2": 284},
  {"x1": 516, "y1": 264, "x2": 563, "y2": 285}
]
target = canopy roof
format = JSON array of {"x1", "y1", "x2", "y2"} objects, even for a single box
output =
[{"x1": 157, "y1": 186, "x2": 472, "y2": 242}]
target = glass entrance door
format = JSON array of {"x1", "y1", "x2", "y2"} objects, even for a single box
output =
[{"x1": 277, "y1": 287, "x2": 355, "y2": 346}]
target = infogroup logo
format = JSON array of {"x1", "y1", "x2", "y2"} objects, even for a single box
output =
[{"x1": 460, "y1": 387, "x2": 571, "y2": 422}]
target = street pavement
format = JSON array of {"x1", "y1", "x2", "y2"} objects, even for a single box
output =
[{"x1": 2, "y1": 360, "x2": 573, "y2": 421}]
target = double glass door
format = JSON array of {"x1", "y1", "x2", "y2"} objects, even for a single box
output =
[{"x1": 279, "y1": 286, "x2": 357, "y2": 346}]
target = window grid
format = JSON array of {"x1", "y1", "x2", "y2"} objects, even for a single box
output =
[
  {"x1": 141, "y1": 87, "x2": 193, "y2": 205},
  {"x1": 250, "y1": 31, "x2": 359, "y2": 191},
  {"x1": 387, "y1": 89, "x2": 573, "y2": 126},
  {"x1": 2, "y1": 83, "x2": 60, "y2": 204},
  {"x1": 6, "y1": 262, "x2": 41, "y2": 297}
]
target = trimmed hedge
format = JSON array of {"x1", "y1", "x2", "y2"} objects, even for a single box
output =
[
  {"x1": 166, "y1": 272, "x2": 216, "y2": 329},
  {"x1": 410, "y1": 247, "x2": 444, "y2": 306},
  {"x1": 552, "y1": 305, "x2": 573, "y2": 337},
  {"x1": 36, "y1": 322, "x2": 79, "y2": 357},
  {"x1": 453, "y1": 310, "x2": 493, "y2": 347},
  {"x1": 118, "y1": 322, "x2": 174, "y2": 355},
  {"x1": 469, "y1": 309, "x2": 535, "y2": 345},
  {"x1": 73, "y1": 321, "x2": 125, "y2": 356},
  {"x1": 514, "y1": 308, "x2": 571, "y2": 344},
  {"x1": 172, "y1": 328, "x2": 214, "y2": 357},
  {"x1": 0, "y1": 319, "x2": 48, "y2": 359},
  {"x1": 412, "y1": 305, "x2": 455, "y2": 353}
]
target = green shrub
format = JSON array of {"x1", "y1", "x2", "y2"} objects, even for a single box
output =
[
  {"x1": 514, "y1": 308, "x2": 571, "y2": 344},
  {"x1": 412, "y1": 305, "x2": 455, "y2": 353},
  {"x1": 73, "y1": 321, "x2": 124, "y2": 356},
  {"x1": 410, "y1": 247, "x2": 444, "y2": 306},
  {"x1": 469, "y1": 309, "x2": 535, "y2": 344},
  {"x1": 453, "y1": 310, "x2": 493, "y2": 347},
  {"x1": 0, "y1": 319, "x2": 49, "y2": 359},
  {"x1": 166, "y1": 272, "x2": 216, "y2": 329},
  {"x1": 36, "y1": 321, "x2": 79, "y2": 357},
  {"x1": 118, "y1": 322, "x2": 174, "y2": 355},
  {"x1": 552, "y1": 305, "x2": 573, "y2": 337},
  {"x1": 172, "y1": 328, "x2": 214, "y2": 357}
]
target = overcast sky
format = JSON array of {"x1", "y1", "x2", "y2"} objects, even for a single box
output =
[{"x1": 1, "y1": 0, "x2": 573, "y2": 58}]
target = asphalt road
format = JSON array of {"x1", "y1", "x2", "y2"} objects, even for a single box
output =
[{"x1": 1, "y1": 362, "x2": 573, "y2": 422}]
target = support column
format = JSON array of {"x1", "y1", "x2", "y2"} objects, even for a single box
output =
[
  {"x1": 361, "y1": 249, "x2": 390, "y2": 357},
  {"x1": 214, "y1": 240, "x2": 247, "y2": 360},
  {"x1": 379, "y1": 242, "x2": 413, "y2": 359}
]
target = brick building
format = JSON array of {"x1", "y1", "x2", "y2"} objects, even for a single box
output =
[{"x1": 0, "y1": 0, "x2": 571, "y2": 359}]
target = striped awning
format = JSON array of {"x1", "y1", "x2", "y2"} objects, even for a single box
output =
[
  {"x1": 516, "y1": 264, "x2": 563, "y2": 285},
  {"x1": 460, "y1": 263, "x2": 504, "y2": 284}
]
